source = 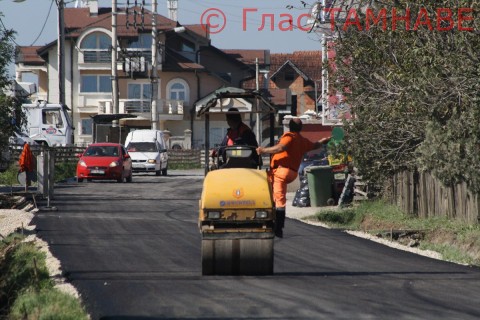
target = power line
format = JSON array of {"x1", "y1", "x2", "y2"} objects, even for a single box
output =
[{"x1": 29, "y1": 0, "x2": 55, "y2": 46}]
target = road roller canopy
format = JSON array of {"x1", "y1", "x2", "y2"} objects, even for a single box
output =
[
  {"x1": 195, "y1": 87, "x2": 277, "y2": 175},
  {"x1": 195, "y1": 87, "x2": 276, "y2": 117}
]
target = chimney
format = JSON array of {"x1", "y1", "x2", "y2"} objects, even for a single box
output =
[
  {"x1": 167, "y1": 0, "x2": 178, "y2": 21},
  {"x1": 88, "y1": 0, "x2": 99, "y2": 16}
]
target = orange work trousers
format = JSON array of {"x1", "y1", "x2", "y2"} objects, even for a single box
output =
[{"x1": 269, "y1": 167, "x2": 298, "y2": 209}]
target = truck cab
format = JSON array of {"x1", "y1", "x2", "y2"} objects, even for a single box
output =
[{"x1": 21, "y1": 101, "x2": 74, "y2": 146}]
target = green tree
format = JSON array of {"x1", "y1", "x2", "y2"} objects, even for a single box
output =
[
  {"x1": 329, "y1": 0, "x2": 480, "y2": 191},
  {"x1": 0, "y1": 14, "x2": 22, "y2": 163}
]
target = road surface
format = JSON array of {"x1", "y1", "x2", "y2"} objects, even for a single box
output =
[{"x1": 32, "y1": 170, "x2": 480, "y2": 320}]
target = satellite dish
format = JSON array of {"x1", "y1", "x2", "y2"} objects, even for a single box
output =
[
  {"x1": 306, "y1": 0, "x2": 377, "y2": 37},
  {"x1": 305, "y1": 1, "x2": 336, "y2": 36},
  {"x1": 306, "y1": 2, "x2": 322, "y2": 33}
]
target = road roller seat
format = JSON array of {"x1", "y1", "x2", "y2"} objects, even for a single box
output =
[{"x1": 220, "y1": 146, "x2": 258, "y2": 169}]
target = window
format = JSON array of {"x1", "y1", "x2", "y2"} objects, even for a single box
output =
[
  {"x1": 80, "y1": 32, "x2": 111, "y2": 63},
  {"x1": 126, "y1": 83, "x2": 151, "y2": 113},
  {"x1": 181, "y1": 40, "x2": 195, "y2": 53},
  {"x1": 167, "y1": 79, "x2": 189, "y2": 103},
  {"x1": 128, "y1": 83, "x2": 151, "y2": 100},
  {"x1": 285, "y1": 70, "x2": 295, "y2": 81},
  {"x1": 81, "y1": 75, "x2": 112, "y2": 93},
  {"x1": 127, "y1": 34, "x2": 152, "y2": 49},
  {"x1": 81, "y1": 118, "x2": 93, "y2": 135},
  {"x1": 170, "y1": 83, "x2": 185, "y2": 100},
  {"x1": 42, "y1": 109, "x2": 63, "y2": 127}
]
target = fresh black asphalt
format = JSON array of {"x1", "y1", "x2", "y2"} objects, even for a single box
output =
[{"x1": 31, "y1": 170, "x2": 480, "y2": 320}]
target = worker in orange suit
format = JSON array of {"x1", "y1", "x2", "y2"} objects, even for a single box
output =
[
  {"x1": 18, "y1": 143, "x2": 35, "y2": 191},
  {"x1": 256, "y1": 118, "x2": 331, "y2": 237}
]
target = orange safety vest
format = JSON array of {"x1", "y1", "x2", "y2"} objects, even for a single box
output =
[{"x1": 226, "y1": 123, "x2": 250, "y2": 146}]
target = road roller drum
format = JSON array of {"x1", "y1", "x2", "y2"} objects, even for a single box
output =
[{"x1": 199, "y1": 154, "x2": 276, "y2": 275}]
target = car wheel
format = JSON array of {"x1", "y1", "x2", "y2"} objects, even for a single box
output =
[
  {"x1": 78, "y1": 178, "x2": 83, "y2": 183},
  {"x1": 126, "y1": 172, "x2": 133, "y2": 183},
  {"x1": 117, "y1": 171, "x2": 124, "y2": 183},
  {"x1": 155, "y1": 170, "x2": 161, "y2": 176},
  {"x1": 87, "y1": 178, "x2": 92, "y2": 182},
  {"x1": 161, "y1": 168, "x2": 167, "y2": 176}
]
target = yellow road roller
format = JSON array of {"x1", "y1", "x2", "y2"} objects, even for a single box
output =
[
  {"x1": 199, "y1": 146, "x2": 275, "y2": 275},
  {"x1": 196, "y1": 87, "x2": 277, "y2": 275}
]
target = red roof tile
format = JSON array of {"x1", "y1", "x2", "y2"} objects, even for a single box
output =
[
  {"x1": 222, "y1": 49, "x2": 269, "y2": 66},
  {"x1": 64, "y1": 7, "x2": 179, "y2": 38},
  {"x1": 242, "y1": 50, "x2": 322, "y2": 89},
  {"x1": 15, "y1": 46, "x2": 45, "y2": 65}
]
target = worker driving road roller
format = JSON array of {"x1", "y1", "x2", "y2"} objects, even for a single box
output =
[
  {"x1": 210, "y1": 107, "x2": 260, "y2": 169},
  {"x1": 197, "y1": 89, "x2": 277, "y2": 275}
]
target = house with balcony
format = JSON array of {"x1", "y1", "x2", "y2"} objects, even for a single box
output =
[
  {"x1": 14, "y1": 1, "x2": 257, "y2": 148},
  {"x1": 223, "y1": 50, "x2": 330, "y2": 144}
]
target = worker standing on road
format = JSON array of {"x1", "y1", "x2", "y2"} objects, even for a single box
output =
[{"x1": 256, "y1": 118, "x2": 331, "y2": 237}]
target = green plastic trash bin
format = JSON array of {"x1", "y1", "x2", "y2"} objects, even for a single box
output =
[{"x1": 305, "y1": 165, "x2": 334, "y2": 207}]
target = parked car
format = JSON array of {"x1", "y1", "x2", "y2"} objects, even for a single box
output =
[
  {"x1": 125, "y1": 130, "x2": 168, "y2": 176},
  {"x1": 298, "y1": 146, "x2": 329, "y2": 176},
  {"x1": 76, "y1": 143, "x2": 132, "y2": 183}
]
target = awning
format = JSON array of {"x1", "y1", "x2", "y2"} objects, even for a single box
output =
[{"x1": 91, "y1": 114, "x2": 138, "y2": 124}]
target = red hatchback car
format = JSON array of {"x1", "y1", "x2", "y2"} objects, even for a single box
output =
[{"x1": 76, "y1": 143, "x2": 133, "y2": 183}]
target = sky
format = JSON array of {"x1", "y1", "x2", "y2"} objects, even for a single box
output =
[{"x1": 0, "y1": 0, "x2": 324, "y2": 77}]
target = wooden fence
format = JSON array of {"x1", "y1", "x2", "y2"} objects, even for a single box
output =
[
  {"x1": 167, "y1": 149, "x2": 204, "y2": 166},
  {"x1": 9, "y1": 145, "x2": 206, "y2": 167},
  {"x1": 391, "y1": 171, "x2": 480, "y2": 223},
  {"x1": 9, "y1": 145, "x2": 86, "y2": 165}
]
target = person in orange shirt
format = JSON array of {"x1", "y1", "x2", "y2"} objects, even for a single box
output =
[{"x1": 256, "y1": 118, "x2": 331, "y2": 237}]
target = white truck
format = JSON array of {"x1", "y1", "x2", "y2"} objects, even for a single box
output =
[
  {"x1": 20, "y1": 101, "x2": 74, "y2": 146},
  {"x1": 124, "y1": 129, "x2": 169, "y2": 176}
]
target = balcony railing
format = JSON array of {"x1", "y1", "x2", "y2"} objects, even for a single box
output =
[
  {"x1": 118, "y1": 99, "x2": 185, "y2": 119},
  {"x1": 124, "y1": 100, "x2": 151, "y2": 113},
  {"x1": 83, "y1": 50, "x2": 111, "y2": 63},
  {"x1": 165, "y1": 100, "x2": 184, "y2": 115}
]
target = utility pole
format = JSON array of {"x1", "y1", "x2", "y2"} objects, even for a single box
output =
[
  {"x1": 58, "y1": 0, "x2": 65, "y2": 105},
  {"x1": 112, "y1": 0, "x2": 119, "y2": 127},
  {"x1": 255, "y1": 57, "x2": 260, "y2": 143},
  {"x1": 151, "y1": 0, "x2": 158, "y2": 130},
  {"x1": 321, "y1": 34, "x2": 328, "y2": 126}
]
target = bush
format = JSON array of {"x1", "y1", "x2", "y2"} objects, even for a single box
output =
[
  {"x1": 0, "y1": 239, "x2": 53, "y2": 313},
  {"x1": 0, "y1": 234, "x2": 89, "y2": 319},
  {"x1": 54, "y1": 162, "x2": 77, "y2": 182},
  {"x1": 0, "y1": 163, "x2": 20, "y2": 186},
  {"x1": 10, "y1": 289, "x2": 88, "y2": 320}
]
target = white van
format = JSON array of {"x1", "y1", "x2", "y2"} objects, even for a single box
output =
[{"x1": 125, "y1": 130, "x2": 169, "y2": 176}]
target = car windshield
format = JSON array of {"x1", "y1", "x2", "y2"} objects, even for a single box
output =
[
  {"x1": 126, "y1": 142, "x2": 158, "y2": 152},
  {"x1": 85, "y1": 146, "x2": 119, "y2": 157}
]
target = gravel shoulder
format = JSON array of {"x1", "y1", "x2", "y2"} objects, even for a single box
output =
[{"x1": 0, "y1": 196, "x2": 81, "y2": 299}]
